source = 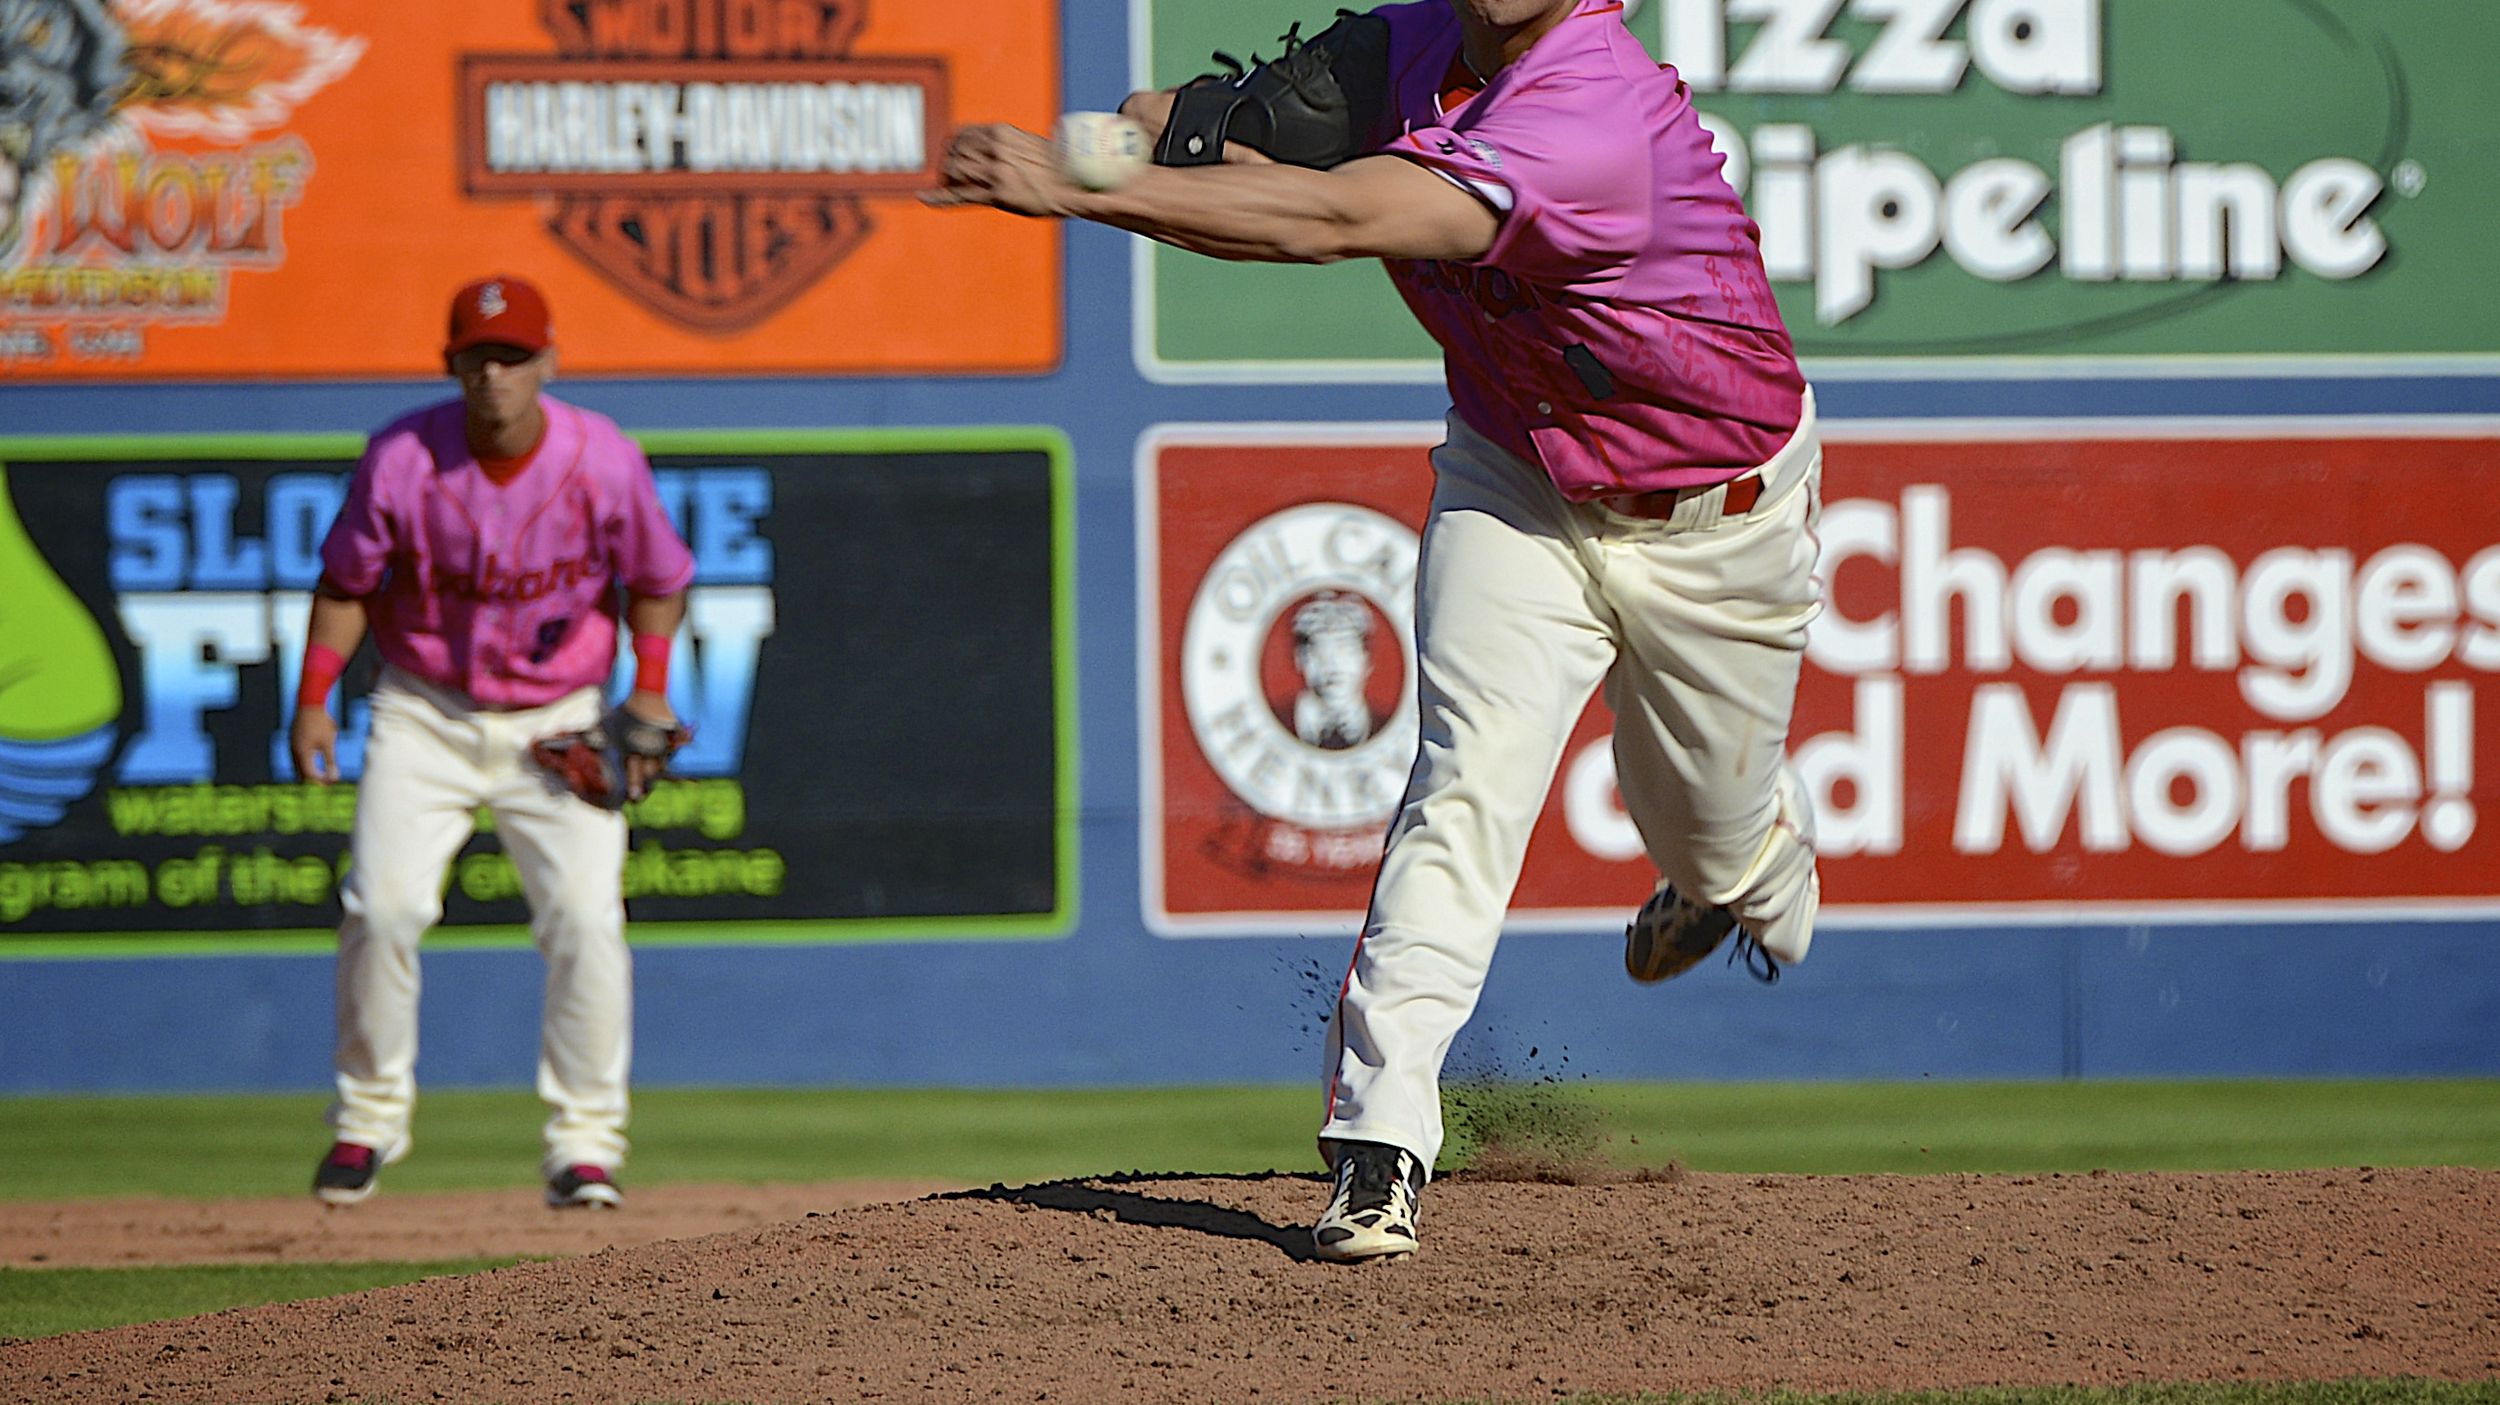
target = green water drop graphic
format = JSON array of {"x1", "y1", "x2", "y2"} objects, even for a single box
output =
[{"x1": 0, "y1": 465, "x2": 123, "y2": 740}]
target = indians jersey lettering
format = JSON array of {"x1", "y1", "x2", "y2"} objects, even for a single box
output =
[
  {"x1": 320, "y1": 397, "x2": 696, "y2": 706},
  {"x1": 1370, "y1": 0, "x2": 1806, "y2": 494}
]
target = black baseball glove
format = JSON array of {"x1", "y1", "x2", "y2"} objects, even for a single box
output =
[
  {"x1": 1154, "y1": 9, "x2": 1394, "y2": 170},
  {"x1": 531, "y1": 704, "x2": 692, "y2": 809}
]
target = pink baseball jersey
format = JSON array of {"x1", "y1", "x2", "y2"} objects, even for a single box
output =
[
  {"x1": 320, "y1": 396, "x2": 696, "y2": 708},
  {"x1": 1369, "y1": 0, "x2": 1805, "y2": 494}
]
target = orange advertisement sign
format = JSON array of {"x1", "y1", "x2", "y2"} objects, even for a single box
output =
[{"x1": 0, "y1": 0, "x2": 1058, "y2": 378}]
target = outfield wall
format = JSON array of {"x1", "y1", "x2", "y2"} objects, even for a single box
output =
[{"x1": 2, "y1": 0, "x2": 2495, "y2": 1092}]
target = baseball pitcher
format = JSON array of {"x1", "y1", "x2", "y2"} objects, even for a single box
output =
[
  {"x1": 295, "y1": 275, "x2": 696, "y2": 1210},
  {"x1": 937, "y1": 0, "x2": 1823, "y2": 1260}
]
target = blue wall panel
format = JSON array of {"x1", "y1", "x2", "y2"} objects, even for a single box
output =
[
  {"x1": 2075, "y1": 923, "x2": 2500, "y2": 1078},
  {"x1": 2, "y1": 12, "x2": 2494, "y2": 1095},
  {"x1": 9, "y1": 921, "x2": 2495, "y2": 1092}
]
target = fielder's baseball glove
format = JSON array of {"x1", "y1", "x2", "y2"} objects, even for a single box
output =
[
  {"x1": 530, "y1": 705, "x2": 691, "y2": 809},
  {"x1": 1154, "y1": 9, "x2": 1393, "y2": 170}
]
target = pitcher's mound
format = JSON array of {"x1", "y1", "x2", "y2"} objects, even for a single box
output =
[{"x1": 5, "y1": 1167, "x2": 2495, "y2": 1404}]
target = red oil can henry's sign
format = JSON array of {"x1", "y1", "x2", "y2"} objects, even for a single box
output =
[{"x1": 1140, "y1": 423, "x2": 2500, "y2": 934}]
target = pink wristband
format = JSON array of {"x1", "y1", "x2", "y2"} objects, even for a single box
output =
[
  {"x1": 298, "y1": 642, "x2": 346, "y2": 709},
  {"x1": 631, "y1": 633, "x2": 671, "y2": 695}
]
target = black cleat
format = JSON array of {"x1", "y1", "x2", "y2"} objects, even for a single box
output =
[
  {"x1": 1312, "y1": 1141, "x2": 1423, "y2": 1262},
  {"x1": 1625, "y1": 885, "x2": 1779, "y2": 984},
  {"x1": 313, "y1": 1141, "x2": 384, "y2": 1206},
  {"x1": 545, "y1": 1163, "x2": 623, "y2": 1209}
]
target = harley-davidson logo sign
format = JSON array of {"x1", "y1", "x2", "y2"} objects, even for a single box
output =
[{"x1": 456, "y1": 1, "x2": 949, "y2": 330}]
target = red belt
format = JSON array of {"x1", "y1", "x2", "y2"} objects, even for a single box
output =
[{"x1": 1596, "y1": 471, "x2": 1764, "y2": 522}]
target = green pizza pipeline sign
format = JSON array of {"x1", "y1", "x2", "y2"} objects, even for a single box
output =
[{"x1": 1135, "y1": 0, "x2": 2497, "y2": 378}]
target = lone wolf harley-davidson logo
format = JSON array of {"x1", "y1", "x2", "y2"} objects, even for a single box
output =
[
  {"x1": 1, "y1": 0, "x2": 361, "y2": 348},
  {"x1": 458, "y1": 0, "x2": 949, "y2": 330}
]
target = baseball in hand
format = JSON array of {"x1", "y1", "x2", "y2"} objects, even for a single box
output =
[{"x1": 1055, "y1": 112, "x2": 1147, "y2": 192}]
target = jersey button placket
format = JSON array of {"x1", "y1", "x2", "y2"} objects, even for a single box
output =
[{"x1": 477, "y1": 523, "x2": 508, "y2": 698}]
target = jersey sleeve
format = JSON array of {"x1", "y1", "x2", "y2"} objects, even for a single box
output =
[
  {"x1": 611, "y1": 442, "x2": 697, "y2": 598},
  {"x1": 1388, "y1": 77, "x2": 1652, "y2": 291},
  {"x1": 318, "y1": 438, "x2": 400, "y2": 595}
]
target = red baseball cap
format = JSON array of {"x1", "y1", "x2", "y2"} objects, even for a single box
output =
[{"x1": 444, "y1": 275, "x2": 552, "y2": 360}]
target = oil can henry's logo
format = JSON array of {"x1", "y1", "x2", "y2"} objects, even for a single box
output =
[
  {"x1": 457, "y1": 1, "x2": 949, "y2": 330},
  {"x1": 1180, "y1": 504, "x2": 1419, "y2": 874}
]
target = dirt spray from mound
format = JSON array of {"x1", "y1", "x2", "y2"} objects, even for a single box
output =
[{"x1": 1442, "y1": 1074, "x2": 1614, "y2": 1183}]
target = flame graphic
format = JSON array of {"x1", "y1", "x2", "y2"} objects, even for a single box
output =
[
  {"x1": 0, "y1": 467, "x2": 122, "y2": 845},
  {"x1": 114, "y1": 0, "x2": 365, "y2": 140}
]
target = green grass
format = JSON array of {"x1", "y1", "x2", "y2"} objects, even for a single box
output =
[
  {"x1": 0, "y1": 1086, "x2": 1320, "y2": 1199},
  {"x1": 2, "y1": 1080, "x2": 2493, "y2": 1202},
  {"x1": 0, "y1": 1259, "x2": 514, "y2": 1342},
  {"x1": 1589, "y1": 1079, "x2": 2500, "y2": 1174}
]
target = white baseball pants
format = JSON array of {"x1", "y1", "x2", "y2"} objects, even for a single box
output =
[
  {"x1": 1321, "y1": 395, "x2": 1825, "y2": 1175},
  {"x1": 328, "y1": 667, "x2": 632, "y2": 1176}
]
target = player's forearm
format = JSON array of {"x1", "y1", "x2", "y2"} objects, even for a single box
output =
[
  {"x1": 295, "y1": 587, "x2": 367, "y2": 718},
  {"x1": 1067, "y1": 162, "x2": 1373, "y2": 264},
  {"x1": 621, "y1": 592, "x2": 687, "y2": 719},
  {"x1": 305, "y1": 586, "x2": 369, "y2": 657},
  {"x1": 624, "y1": 591, "x2": 687, "y2": 640}
]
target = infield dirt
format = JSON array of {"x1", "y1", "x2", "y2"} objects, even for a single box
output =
[{"x1": 5, "y1": 1167, "x2": 2496, "y2": 1403}]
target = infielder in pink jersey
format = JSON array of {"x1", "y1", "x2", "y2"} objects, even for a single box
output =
[
  {"x1": 292, "y1": 276, "x2": 696, "y2": 1209},
  {"x1": 937, "y1": 0, "x2": 1822, "y2": 1260}
]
